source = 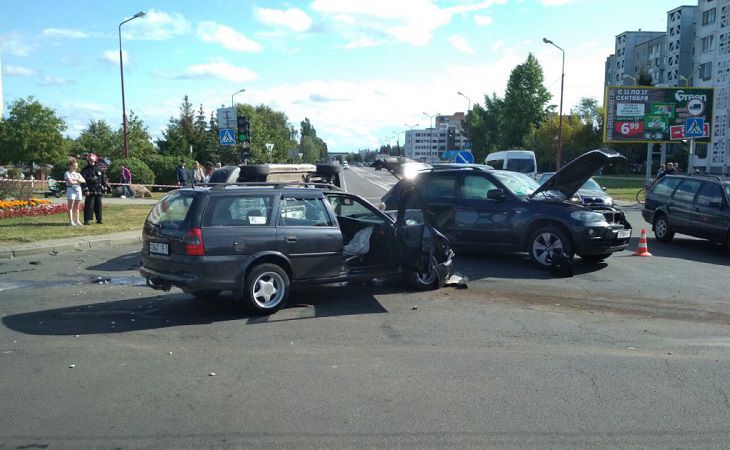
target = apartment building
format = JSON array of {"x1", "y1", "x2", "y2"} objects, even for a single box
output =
[
  {"x1": 604, "y1": 1, "x2": 730, "y2": 175},
  {"x1": 404, "y1": 112, "x2": 468, "y2": 162}
]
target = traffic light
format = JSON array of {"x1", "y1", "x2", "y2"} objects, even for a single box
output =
[{"x1": 237, "y1": 115, "x2": 251, "y2": 142}]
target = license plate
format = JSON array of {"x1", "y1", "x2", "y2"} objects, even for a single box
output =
[
  {"x1": 150, "y1": 242, "x2": 169, "y2": 255},
  {"x1": 616, "y1": 229, "x2": 631, "y2": 239}
]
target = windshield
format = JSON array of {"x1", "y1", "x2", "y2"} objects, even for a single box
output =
[
  {"x1": 581, "y1": 178, "x2": 602, "y2": 191},
  {"x1": 492, "y1": 170, "x2": 540, "y2": 196},
  {"x1": 147, "y1": 192, "x2": 195, "y2": 229},
  {"x1": 505, "y1": 158, "x2": 535, "y2": 173}
]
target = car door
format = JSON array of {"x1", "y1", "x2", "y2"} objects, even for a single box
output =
[
  {"x1": 276, "y1": 195, "x2": 343, "y2": 280},
  {"x1": 691, "y1": 181, "x2": 729, "y2": 240},
  {"x1": 418, "y1": 172, "x2": 459, "y2": 243},
  {"x1": 669, "y1": 179, "x2": 702, "y2": 233},
  {"x1": 455, "y1": 173, "x2": 518, "y2": 249}
]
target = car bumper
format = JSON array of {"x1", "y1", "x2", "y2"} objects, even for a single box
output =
[
  {"x1": 573, "y1": 224, "x2": 632, "y2": 255},
  {"x1": 641, "y1": 208, "x2": 654, "y2": 225}
]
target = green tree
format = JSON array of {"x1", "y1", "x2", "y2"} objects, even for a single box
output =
[
  {"x1": 124, "y1": 110, "x2": 157, "y2": 159},
  {"x1": 0, "y1": 97, "x2": 68, "y2": 164},
  {"x1": 501, "y1": 53, "x2": 551, "y2": 149},
  {"x1": 77, "y1": 120, "x2": 118, "y2": 157}
]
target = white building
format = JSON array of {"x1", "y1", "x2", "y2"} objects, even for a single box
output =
[{"x1": 404, "y1": 112, "x2": 468, "y2": 162}]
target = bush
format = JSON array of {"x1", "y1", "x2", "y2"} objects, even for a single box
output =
[
  {"x1": 140, "y1": 154, "x2": 180, "y2": 187},
  {"x1": 108, "y1": 158, "x2": 154, "y2": 186}
]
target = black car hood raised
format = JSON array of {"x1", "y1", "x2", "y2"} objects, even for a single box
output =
[{"x1": 530, "y1": 149, "x2": 625, "y2": 200}]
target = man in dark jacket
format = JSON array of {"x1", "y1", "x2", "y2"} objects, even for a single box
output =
[
  {"x1": 176, "y1": 160, "x2": 188, "y2": 186},
  {"x1": 80, "y1": 153, "x2": 109, "y2": 225}
]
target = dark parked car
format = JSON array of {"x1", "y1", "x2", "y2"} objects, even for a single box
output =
[
  {"x1": 380, "y1": 149, "x2": 632, "y2": 269},
  {"x1": 641, "y1": 174, "x2": 730, "y2": 252},
  {"x1": 538, "y1": 172, "x2": 614, "y2": 207},
  {"x1": 140, "y1": 182, "x2": 454, "y2": 314}
]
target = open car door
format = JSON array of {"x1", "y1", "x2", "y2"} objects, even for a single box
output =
[{"x1": 394, "y1": 186, "x2": 454, "y2": 289}]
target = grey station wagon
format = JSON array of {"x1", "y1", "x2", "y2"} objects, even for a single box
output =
[{"x1": 140, "y1": 183, "x2": 454, "y2": 314}]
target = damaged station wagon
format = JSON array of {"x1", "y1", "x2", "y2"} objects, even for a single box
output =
[
  {"x1": 140, "y1": 182, "x2": 454, "y2": 314},
  {"x1": 381, "y1": 149, "x2": 632, "y2": 269}
]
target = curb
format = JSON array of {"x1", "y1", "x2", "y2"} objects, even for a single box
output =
[{"x1": 0, "y1": 232, "x2": 142, "y2": 260}]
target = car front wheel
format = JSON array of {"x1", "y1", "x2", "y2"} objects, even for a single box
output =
[
  {"x1": 242, "y1": 263, "x2": 290, "y2": 314},
  {"x1": 654, "y1": 214, "x2": 674, "y2": 242},
  {"x1": 528, "y1": 226, "x2": 574, "y2": 270},
  {"x1": 405, "y1": 255, "x2": 441, "y2": 290}
]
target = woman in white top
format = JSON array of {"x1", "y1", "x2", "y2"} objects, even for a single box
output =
[{"x1": 64, "y1": 158, "x2": 85, "y2": 226}]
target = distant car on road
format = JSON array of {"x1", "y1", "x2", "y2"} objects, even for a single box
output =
[
  {"x1": 538, "y1": 172, "x2": 614, "y2": 207},
  {"x1": 642, "y1": 174, "x2": 730, "y2": 252}
]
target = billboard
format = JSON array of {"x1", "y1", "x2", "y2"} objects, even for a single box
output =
[{"x1": 603, "y1": 86, "x2": 714, "y2": 144}]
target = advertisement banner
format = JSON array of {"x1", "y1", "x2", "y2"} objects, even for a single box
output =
[{"x1": 603, "y1": 86, "x2": 714, "y2": 144}]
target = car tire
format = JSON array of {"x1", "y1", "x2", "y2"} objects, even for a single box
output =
[
  {"x1": 653, "y1": 214, "x2": 674, "y2": 242},
  {"x1": 190, "y1": 289, "x2": 221, "y2": 300},
  {"x1": 404, "y1": 255, "x2": 441, "y2": 291},
  {"x1": 579, "y1": 253, "x2": 611, "y2": 263},
  {"x1": 242, "y1": 263, "x2": 290, "y2": 314},
  {"x1": 239, "y1": 165, "x2": 270, "y2": 181},
  {"x1": 528, "y1": 225, "x2": 574, "y2": 270},
  {"x1": 316, "y1": 164, "x2": 341, "y2": 177}
]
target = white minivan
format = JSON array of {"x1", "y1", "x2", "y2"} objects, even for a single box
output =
[{"x1": 484, "y1": 150, "x2": 537, "y2": 179}]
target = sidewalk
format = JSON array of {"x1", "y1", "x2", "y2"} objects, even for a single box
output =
[{"x1": 0, "y1": 230, "x2": 142, "y2": 259}]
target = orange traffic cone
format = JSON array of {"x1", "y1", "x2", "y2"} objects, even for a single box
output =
[{"x1": 634, "y1": 228, "x2": 652, "y2": 256}]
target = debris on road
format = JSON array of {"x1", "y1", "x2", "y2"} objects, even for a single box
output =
[{"x1": 445, "y1": 273, "x2": 468, "y2": 289}]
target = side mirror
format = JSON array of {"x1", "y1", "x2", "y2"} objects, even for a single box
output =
[
  {"x1": 602, "y1": 186, "x2": 607, "y2": 191},
  {"x1": 487, "y1": 188, "x2": 506, "y2": 201}
]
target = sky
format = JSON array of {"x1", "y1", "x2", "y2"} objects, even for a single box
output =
[{"x1": 1, "y1": 0, "x2": 672, "y2": 153}]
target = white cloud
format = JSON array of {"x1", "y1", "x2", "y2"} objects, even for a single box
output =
[
  {"x1": 256, "y1": 8, "x2": 312, "y2": 32},
  {"x1": 3, "y1": 65, "x2": 36, "y2": 76},
  {"x1": 177, "y1": 62, "x2": 258, "y2": 83},
  {"x1": 103, "y1": 49, "x2": 127, "y2": 65},
  {"x1": 39, "y1": 76, "x2": 71, "y2": 86},
  {"x1": 122, "y1": 9, "x2": 191, "y2": 41},
  {"x1": 538, "y1": 0, "x2": 574, "y2": 5},
  {"x1": 197, "y1": 21, "x2": 261, "y2": 52},
  {"x1": 491, "y1": 40, "x2": 504, "y2": 51},
  {"x1": 449, "y1": 35, "x2": 474, "y2": 54},
  {"x1": 0, "y1": 33, "x2": 35, "y2": 56},
  {"x1": 474, "y1": 15, "x2": 493, "y2": 26},
  {"x1": 41, "y1": 28, "x2": 89, "y2": 39}
]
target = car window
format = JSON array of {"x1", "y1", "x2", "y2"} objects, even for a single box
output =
[
  {"x1": 491, "y1": 171, "x2": 540, "y2": 196},
  {"x1": 506, "y1": 158, "x2": 535, "y2": 174},
  {"x1": 651, "y1": 177, "x2": 681, "y2": 197},
  {"x1": 485, "y1": 159, "x2": 504, "y2": 170},
  {"x1": 695, "y1": 182, "x2": 723, "y2": 207},
  {"x1": 582, "y1": 178, "x2": 602, "y2": 190},
  {"x1": 327, "y1": 195, "x2": 385, "y2": 224},
  {"x1": 672, "y1": 179, "x2": 702, "y2": 203},
  {"x1": 538, "y1": 173, "x2": 555, "y2": 184},
  {"x1": 422, "y1": 173, "x2": 458, "y2": 200},
  {"x1": 463, "y1": 174, "x2": 497, "y2": 200},
  {"x1": 724, "y1": 183, "x2": 730, "y2": 201},
  {"x1": 147, "y1": 192, "x2": 194, "y2": 229},
  {"x1": 204, "y1": 195, "x2": 273, "y2": 226},
  {"x1": 279, "y1": 197, "x2": 332, "y2": 226}
]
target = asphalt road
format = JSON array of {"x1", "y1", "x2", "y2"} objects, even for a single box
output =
[{"x1": 0, "y1": 166, "x2": 728, "y2": 448}]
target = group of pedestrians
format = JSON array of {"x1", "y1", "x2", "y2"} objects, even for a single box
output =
[
  {"x1": 176, "y1": 160, "x2": 222, "y2": 186},
  {"x1": 656, "y1": 162, "x2": 680, "y2": 180}
]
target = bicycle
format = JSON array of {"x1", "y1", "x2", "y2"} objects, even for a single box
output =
[{"x1": 635, "y1": 178, "x2": 654, "y2": 204}]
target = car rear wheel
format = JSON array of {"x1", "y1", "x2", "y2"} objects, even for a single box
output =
[
  {"x1": 243, "y1": 263, "x2": 289, "y2": 314},
  {"x1": 528, "y1": 226, "x2": 574, "y2": 270},
  {"x1": 404, "y1": 255, "x2": 441, "y2": 291},
  {"x1": 654, "y1": 214, "x2": 674, "y2": 242}
]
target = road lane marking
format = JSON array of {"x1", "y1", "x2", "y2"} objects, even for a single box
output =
[{"x1": 350, "y1": 167, "x2": 394, "y2": 192}]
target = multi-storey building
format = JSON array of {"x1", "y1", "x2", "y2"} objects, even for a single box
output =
[
  {"x1": 604, "y1": 2, "x2": 730, "y2": 175},
  {"x1": 404, "y1": 112, "x2": 468, "y2": 162}
]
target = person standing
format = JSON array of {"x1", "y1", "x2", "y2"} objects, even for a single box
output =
[
  {"x1": 80, "y1": 153, "x2": 109, "y2": 225},
  {"x1": 192, "y1": 161, "x2": 205, "y2": 184},
  {"x1": 64, "y1": 158, "x2": 85, "y2": 226},
  {"x1": 120, "y1": 163, "x2": 134, "y2": 198},
  {"x1": 176, "y1": 160, "x2": 188, "y2": 186}
]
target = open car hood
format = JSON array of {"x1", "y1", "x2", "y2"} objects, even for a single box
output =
[{"x1": 530, "y1": 149, "x2": 625, "y2": 200}]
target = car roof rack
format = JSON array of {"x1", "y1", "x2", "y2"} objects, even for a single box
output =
[{"x1": 209, "y1": 181, "x2": 342, "y2": 191}]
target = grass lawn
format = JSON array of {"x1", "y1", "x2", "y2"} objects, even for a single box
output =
[
  {"x1": 594, "y1": 176, "x2": 649, "y2": 202},
  {"x1": 0, "y1": 204, "x2": 154, "y2": 245}
]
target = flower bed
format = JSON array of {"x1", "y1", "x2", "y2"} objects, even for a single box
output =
[{"x1": 0, "y1": 198, "x2": 68, "y2": 220}]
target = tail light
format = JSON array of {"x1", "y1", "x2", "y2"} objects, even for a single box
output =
[{"x1": 185, "y1": 228, "x2": 205, "y2": 256}]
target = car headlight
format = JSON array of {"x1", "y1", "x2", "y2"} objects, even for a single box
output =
[
  {"x1": 604, "y1": 196, "x2": 613, "y2": 206},
  {"x1": 571, "y1": 211, "x2": 607, "y2": 223}
]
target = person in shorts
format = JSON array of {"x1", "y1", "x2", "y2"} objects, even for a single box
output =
[{"x1": 64, "y1": 158, "x2": 85, "y2": 226}]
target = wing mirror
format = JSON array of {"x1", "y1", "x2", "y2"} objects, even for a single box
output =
[
  {"x1": 487, "y1": 188, "x2": 506, "y2": 201},
  {"x1": 602, "y1": 186, "x2": 607, "y2": 191}
]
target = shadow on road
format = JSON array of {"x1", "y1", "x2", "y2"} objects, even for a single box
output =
[
  {"x1": 633, "y1": 235, "x2": 730, "y2": 266},
  {"x1": 453, "y1": 251, "x2": 610, "y2": 281},
  {"x1": 1, "y1": 283, "x2": 401, "y2": 336},
  {"x1": 86, "y1": 251, "x2": 141, "y2": 272}
]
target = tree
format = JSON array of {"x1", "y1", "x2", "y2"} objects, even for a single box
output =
[
  {"x1": 501, "y1": 53, "x2": 552, "y2": 149},
  {"x1": 0, "y1": 97, "x2": 68, "y2": 164},
  {"x1": 77, "y1": 120, "x2": 118, "y2": 157},
  {"x1": 125, "y1": 111, "x2": 157, "y2": 159}
]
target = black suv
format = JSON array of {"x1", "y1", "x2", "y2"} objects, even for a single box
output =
[
  {"x1": 139, "y1": 183, "x2": 454, "y2": 314},
  {"x1": 642, "y1": 174, "x2": 730, "y2": 252},
  {"x1": 381, "y1": 149, "x2": 632, "y2": 269}
]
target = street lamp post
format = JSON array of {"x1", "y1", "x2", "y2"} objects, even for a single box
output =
[
  {"x1": 624, "y1": 74, "x2": 638, "y2": 85},
  {"x1": 119, "y1": 11, "x2": 145, "y2": 159},
  {"x1": 543, "y1": 37, "x2": 564, "y2": 170},
  {"x1": 231, "y1": 88, "x2": 246, "y2": 109},
  {"x1": 679, "y1": 75, "x2": 690, "y2": 87},
  {"x1": 423, "y1": 112, "x2": 439, "y2": 161},
  {"x1": 457, "y1": 91, "x2": 471, "y2": 111}
]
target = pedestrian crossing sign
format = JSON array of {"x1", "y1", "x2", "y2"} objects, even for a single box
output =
[
  {"x1": 220, "y1": 129, "x2": 236, "y2": 145},
  {"x1": 684, "y1": 118, "x2": 704, "y2": 138}
]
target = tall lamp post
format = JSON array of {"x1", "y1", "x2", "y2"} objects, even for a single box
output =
[
  {"x1": 679, "y1": 75, "x2": 690, "y2": 87},
  {"x1": 457, "y1": 91, "x2": 471, "y2": 111},
  {"x1": 543, "y1": 37, "x2": 564, "y2": 170},
  {"x1": 119, "y1": 11, "x2": 145, "y2": 159},
  {"x1": 231, "y1": 88, "x2": 246, "y2": 109},
  {"x1": 423, "y1": 112, "x2": 439, "y2": 161}
]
